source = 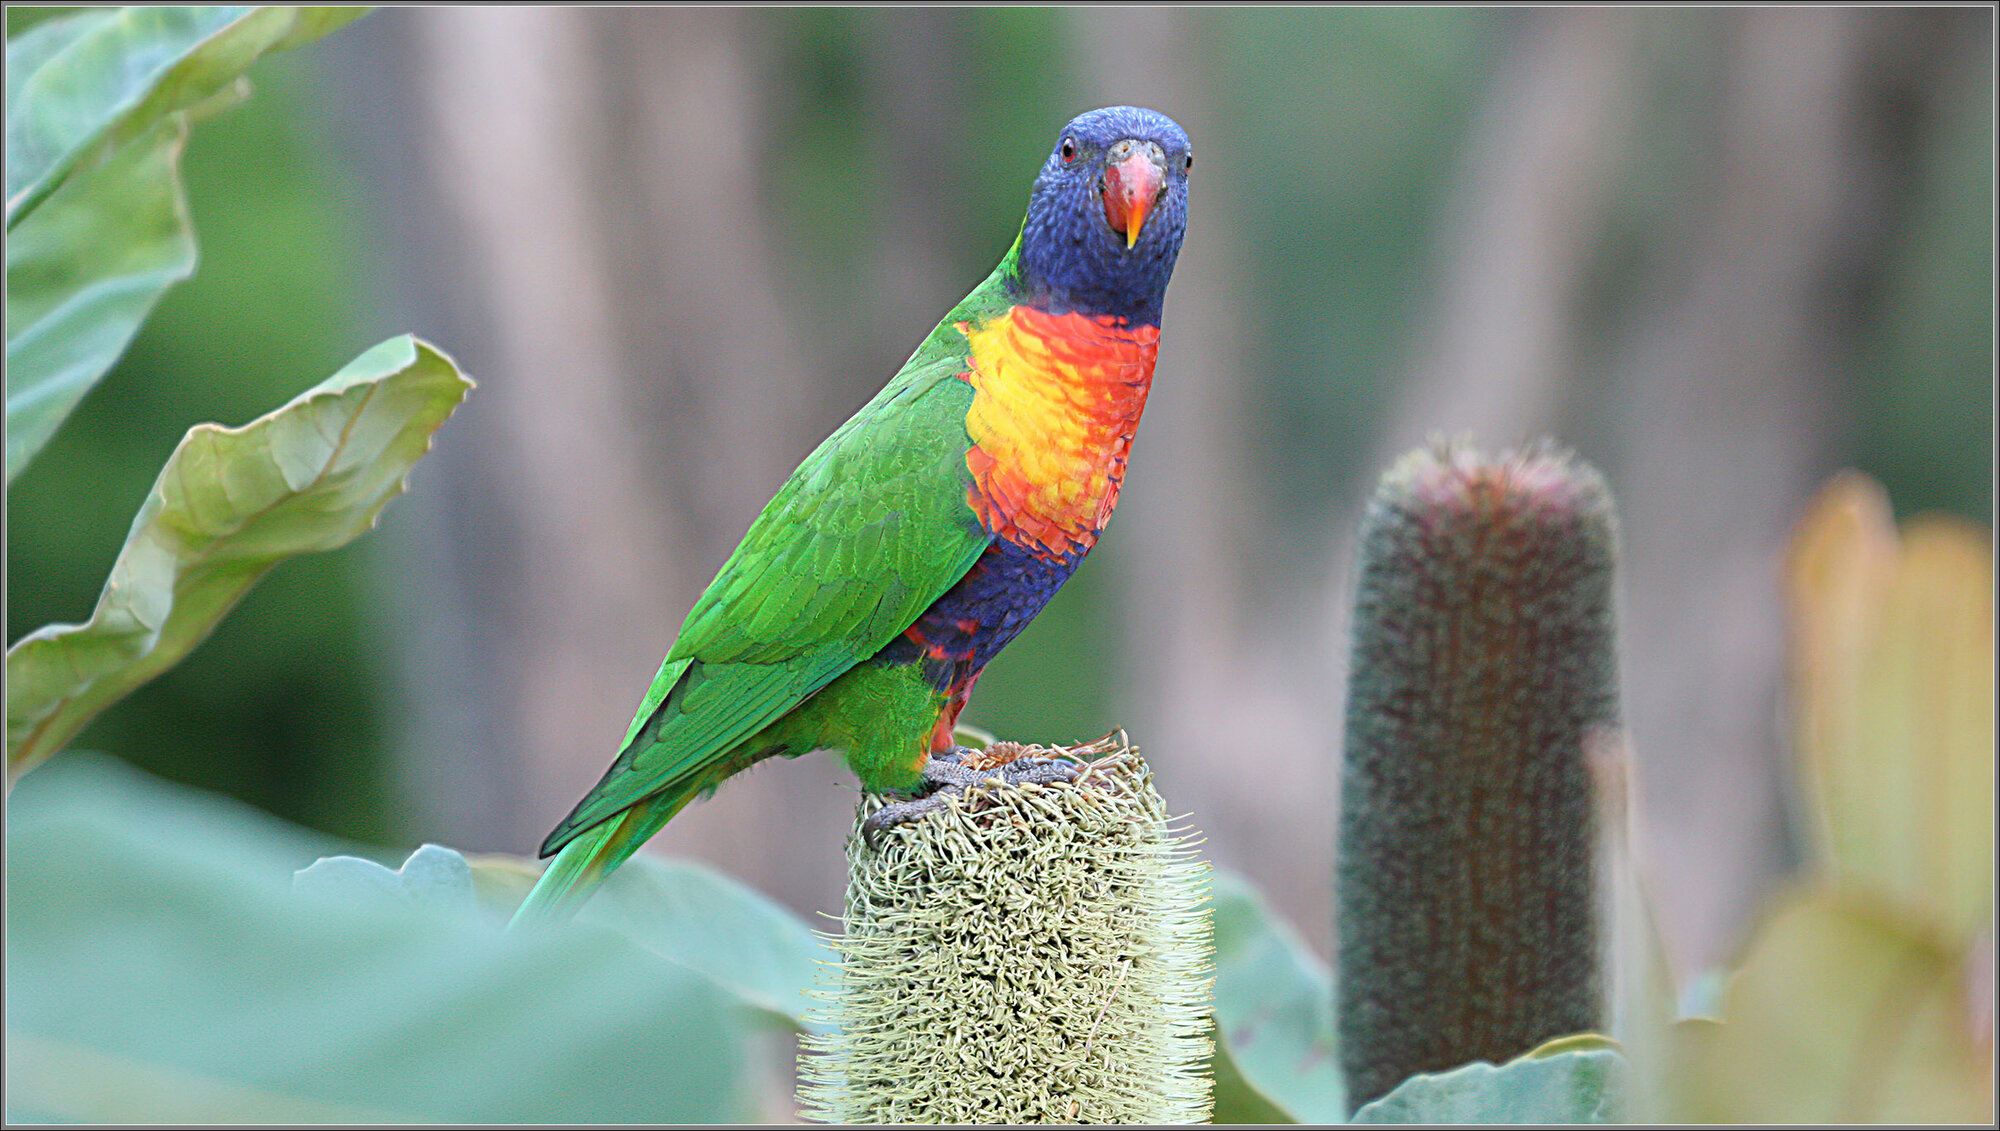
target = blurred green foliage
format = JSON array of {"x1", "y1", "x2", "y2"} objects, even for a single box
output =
[
  {"x1": 8, "y1": 754, "x2": 784, "y2": 1123},
  {"x1": 6, "y1": 13, "x2": 387, "y2": 841}
]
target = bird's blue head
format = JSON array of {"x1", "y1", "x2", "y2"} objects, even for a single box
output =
[{"x1": 1013, "y1": 106, "x2": 1190, "y2": 328}]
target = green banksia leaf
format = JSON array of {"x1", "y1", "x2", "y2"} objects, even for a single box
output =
[
  {"x1": 798, "y1": 737, "x2": 1213, "y2": 1124},
  {"x1": 1336, "y1": 440, "x2": 1618, "y2": 1112},
  {"x1": 1348, "y1": 1043, "x2": 1630, "y2": 1124}
]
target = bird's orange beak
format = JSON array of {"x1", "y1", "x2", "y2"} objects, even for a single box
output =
[{"x1": 1101, "y1": 141, "x2": 1166, "y2": 250}]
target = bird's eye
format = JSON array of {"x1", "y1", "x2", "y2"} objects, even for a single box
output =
[
  {"x1": 1184, "y1": 152, "x2": 1194, "y2": 174},
  {"x1": 1060, "y1": 137, "x2": 1078, "y2": 164}
]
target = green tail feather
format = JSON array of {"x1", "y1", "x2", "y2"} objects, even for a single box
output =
[{"x1": 507, "y1": 789, "x2": 695, "y2": 929}]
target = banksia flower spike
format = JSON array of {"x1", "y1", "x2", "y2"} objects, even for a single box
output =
[
  {"x1": 799, "y1": 736, "x2": 1213, "y2": 1124},
  {"x1": 1336, "y1": 440, "x2": 1620, "y2": 1111}
]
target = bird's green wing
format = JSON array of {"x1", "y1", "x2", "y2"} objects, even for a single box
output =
[{"x1": 540, "y1": 283, "x2": 1012, "y2": 854}]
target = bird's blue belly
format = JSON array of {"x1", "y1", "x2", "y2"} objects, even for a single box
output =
[{"x1": 875, "y1": 538, "x2": 1087, "y2": 689}]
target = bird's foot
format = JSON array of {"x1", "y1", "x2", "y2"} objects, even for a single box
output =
[{"x1": 861, "y1": 744, "x2": 1082, "y2": 850}]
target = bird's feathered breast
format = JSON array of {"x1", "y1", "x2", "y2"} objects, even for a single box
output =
[{"x1": 957, "y1": 304, "x2": 1159, "y2": 560}]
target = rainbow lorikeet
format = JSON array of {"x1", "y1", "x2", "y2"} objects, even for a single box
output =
[{"x1": 512, "y1": 106, "x2": 1191, "y2": 926}]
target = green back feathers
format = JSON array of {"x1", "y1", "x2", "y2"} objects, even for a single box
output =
[{"x1": 539, "y1": 255, "x2": 1025, "y2": 857}]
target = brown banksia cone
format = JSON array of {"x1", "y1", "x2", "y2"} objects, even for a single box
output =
[{"x1": 1336, "y1": 440, "x2": 1619, "y2": 1111}]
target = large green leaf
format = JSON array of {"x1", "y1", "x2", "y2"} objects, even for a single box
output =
[
  {"x1": 6, "y1": 752, "x2": 765, "y2": 1123},
  {"x1": 574, "y1": 854, "x2": 831, "y2": 1030},
  {"x1": 1348, "y1": 1045, "x2": 1628, "y2": 1124},
  {"x1": 1210, "y1": 870, "x2": 1345, "y2": 1123},
  {"x1": 5, "y1": 335, "x2": 473, "y2": 786},
  {"x1": 4, "y1": 5, "x2": 368, "y2": 482},
  {"x1": 299, "y1": 843, "x2": 830, "y2": 1032},
  {"x1": 5, "y1": 111, "x2": 194, "y2": 482},
  {"x1": 5, "y1": 6, "x2": 364, "y2": 225},
  {"x1": 1211, "y1": 1035, "x2": 1298, "y2": 1125}
]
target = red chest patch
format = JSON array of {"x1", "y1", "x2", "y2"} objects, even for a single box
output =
[{"x1": 957, "y1": 307, "x2": 1160, "y2": 560}]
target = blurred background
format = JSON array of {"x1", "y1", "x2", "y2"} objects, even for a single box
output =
[{"x1": 7, "y1": 6, "x2": 1991, "y2": 986}]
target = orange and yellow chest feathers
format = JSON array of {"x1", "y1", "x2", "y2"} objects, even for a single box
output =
[{"x1": 956, "y1": 305, "x2": 1160, "y2": 560}]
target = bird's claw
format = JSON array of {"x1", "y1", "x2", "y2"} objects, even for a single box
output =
[{"x1": 861, "y1": 745, "x2": 1082, "y2": 850}]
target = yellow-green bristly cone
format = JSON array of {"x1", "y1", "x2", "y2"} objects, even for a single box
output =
[{"x1": 798, "y1": 737, "x2": 1213, "y2": 1124}]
